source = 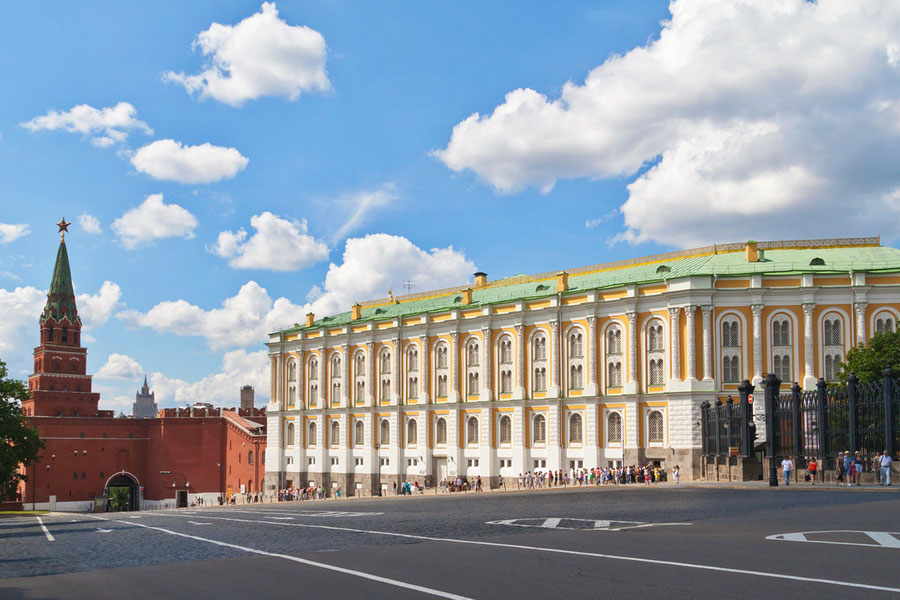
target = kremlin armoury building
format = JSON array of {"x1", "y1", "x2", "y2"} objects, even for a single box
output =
[{"x1": 14, "y1": 223, "x2": 900, "y2": 509}]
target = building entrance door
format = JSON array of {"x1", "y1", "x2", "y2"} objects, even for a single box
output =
[
  {"x1": 435, "y1": 458, "x2": 448, "y2": 482},
  {"x1": 105, "y1": 473, "x2": 140, "y2": 511},
  {"x1": 176, "y1": 490, "x2": 188, "y2": 508}
]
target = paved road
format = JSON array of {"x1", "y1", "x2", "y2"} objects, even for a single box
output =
[{"x1": 1, "y1": 485, "x2": 899, "y2": 599}]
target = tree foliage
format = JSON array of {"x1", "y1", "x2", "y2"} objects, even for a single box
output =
[
  {"x1": 838, "y1": 330, "x2": 900, "y2": 384},
  {"x1": 0, "y1": 359, "x2": 43, "y2": 501}
]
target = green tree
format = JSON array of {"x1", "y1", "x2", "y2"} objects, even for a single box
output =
[
  {"x1": 0, "y1": 359, "x2": 43, "y2": 501},
  {"x1": 837, "y1": 330, "x2": 900, "y2": 383}
]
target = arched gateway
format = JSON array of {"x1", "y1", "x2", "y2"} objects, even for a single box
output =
[{"x1": 104, "y1": 471, "x2": 141, "y2": 511}]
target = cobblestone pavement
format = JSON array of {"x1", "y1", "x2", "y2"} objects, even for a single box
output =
[{"x1": 1, "y1": 485, "x2": 898, "y2": 599}]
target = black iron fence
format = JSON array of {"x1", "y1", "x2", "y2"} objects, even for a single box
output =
[{"x1": 702, "y1": 367, "x2": 898, "y2": 473}]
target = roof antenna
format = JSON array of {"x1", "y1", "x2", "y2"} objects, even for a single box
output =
[{"x1": 402, "y1": 280, "x2": 418, "y2": 295}]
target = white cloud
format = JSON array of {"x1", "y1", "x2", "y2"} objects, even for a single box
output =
[
  {"x1": 78, "y1": 213, "x2": 102, "y2": 234},
  {"x1": 332, "y1": 183, "x2": 399, "y2": 242},
  {"x1": 164, "y1": 2, "x2": 330, "y2": 107},
  {"x1": 118, "y1": 233, "x2": 475, "y2": 349},
  {"x1": 436, "y1": 0, "x2": 900, "y2": 247},
  {"x1": 210, "y1": 211, "x2": 329, "y2": 271},
  {"x1": 148, "y1": 349, "x2": 270, "y2": 407},
  {"x1": 131, "y1": 139, "x2": 248, "y2": 184},
  {"x1": 95, "y1": 353, "x2": 144, "y2": 380},
  {"x1": 112, "y1": 194, "x2": 198, "y2": 249},
  {"x1": 77, "y1": 281, "x2": 122, "y2": 327},
  {"x1": 21, "y1": 102, "x2": 152, "y2": 147},
  {"x1": 0, "y1": 223, "x2": 30, "y2": 244}
]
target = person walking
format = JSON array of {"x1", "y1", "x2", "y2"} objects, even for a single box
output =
[
  {"x1": 843, "y1": 451, "x2": 852, "y2": 487},
  {"x1": 807, "y1": 458, "x2": 817, "y2": 485},
  {"x1": 879, "y1": 450, "x2": 893, "y2": 486},
  {"x1": 853, "y1": 452, "x2": 864, "y2": 486},
  {"x1": 672, "y1": 465, "x2": 680, "y2": 484},
  {"x1": 781, "y1": 456, "x2": 794, "y2": 486}
]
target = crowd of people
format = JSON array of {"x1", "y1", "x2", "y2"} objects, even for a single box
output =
[
  {"x1": 779, "y1": 449, "x2": 894, "y2": 486},
  {"x1": 278, "y1": 486, "x2": 329, "y2": 501},
  {"x1": 515, "y1": 465, "x2": 672, "y2": 488}
]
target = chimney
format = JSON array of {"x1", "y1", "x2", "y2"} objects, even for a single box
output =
[
  {"x1": 351, "y1": 303, "x2": 361, "y2": 320},
  {"x1": 473, "y1": 272, "x2": 488, "y2": 289},
  {"x1": 305, "y1": 312, "x2": 315, "y2": 327},
  {"x1": 745, "y1": 241, "x2": 759, "y2": 262},
  {"x1": 556, "y1": 271, "x2": 569, "y2": 293},
  {"x1": 462, "y1": 288, "x2": 473, "y2": 305}
]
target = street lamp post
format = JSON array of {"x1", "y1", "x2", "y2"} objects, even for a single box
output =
[{"x1": 763, "y1": 373, "x2": 781, "y2": 487}]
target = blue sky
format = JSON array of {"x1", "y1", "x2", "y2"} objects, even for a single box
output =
[{"x1": 1, "y1": 1, "x2": 898, "y2": 411}]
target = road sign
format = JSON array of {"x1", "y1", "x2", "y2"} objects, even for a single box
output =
[{"x1": 767, "y1": 530, "x2": 900, "y2": 549}]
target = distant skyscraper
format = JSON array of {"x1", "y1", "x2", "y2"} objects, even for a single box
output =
[
  {"x1": 240, "y1": 385, "x2": 255, "y2": 411},
  {"x1": 132, "y1": 375, "x2": 158, "y2": 418}
]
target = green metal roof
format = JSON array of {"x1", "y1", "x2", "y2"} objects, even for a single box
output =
[
  {"x1": 277, "y1": 241, "x2": 900, "y2": 335},
  {"x1": 41, "y1": 239, "x2": 81, "y2": 325}
]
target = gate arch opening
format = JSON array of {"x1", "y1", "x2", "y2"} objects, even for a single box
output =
[{"x1": 104, "y1": 471, "x2": 141, "y2": 511}]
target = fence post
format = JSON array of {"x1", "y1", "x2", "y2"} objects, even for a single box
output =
[
  {"x1": 726, "y1": 397, "x2": 735, "y2": 453},
  {"x1": 791, "y1": 382, "x2": 802, "y2": 461},
  {"x1": 738, "y1": 380, "x2": 755, "y2": 458},
  {"x1": 700, "y1": 401, "x2": 710, "y2": 457},
  {"x1": 848, "y1": 372, "x2": 859, "y2": 454},
  {"x1": 764, "y1": 372, "x2": 782, "y2": 486},
  {"x1": 885, "y1": 367, "x2": 895, "y2": 458},
  {"x1": 816, "y1": 378, "x2": 828, "y2": 470},
  {"x1": 713, "y1": 400, "x2": 722, "y2": 457}
]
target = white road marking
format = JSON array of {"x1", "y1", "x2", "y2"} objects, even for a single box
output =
[
  {"x1": 767, "y1": 530, "x2": 900, "y2": 549},
  {"x1": 224, "y1": 509, "x2": 383, "y2": 518},
  {"x1": 263, "y1": 516, "x2": 294, "y2": 520},
  {"x1": 153, "y1": 512, "x2": 900, "y2": 594},
  {"x1": 35, "y1": 516, "x2": 54, "y2": 542},
  {"x1": 96, "y1": 517, "x2": 471, "y2": 600},
  {"x1": 486, "y1": 517, "x2": 692, "y2": 531},
  {"x1": 188, "y1": 521, "x2": 212, "y2": 526},
  {"x1": 96, "y1": 528, "x2": 113, "y2": 533}
]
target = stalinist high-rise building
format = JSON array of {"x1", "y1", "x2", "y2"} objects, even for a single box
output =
[{"x1": 132, "y1": 375, "x2": 158, "y2": 418}]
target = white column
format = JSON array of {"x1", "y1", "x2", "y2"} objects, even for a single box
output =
[
  {"x1": 586, "y1": 316, "x2": 598, "y2": 395},
  {"x1": 751, "y1": 304, "x2": 763, "y2": 385},
  {"x1": 668, "y1": 307, "x2": 681, "y2": 385},
  {"x1": 625, "y1": 311, "x2": 638, "y2": 394},
  {"x1": 701, "y1": 306, "x2": 713, "y2": 382},
  {"x1": 481, "y1": 326, "x2": 493, "y2": 401},
  {"x1": 341, "y1": 344, "x2": 350, "y2": 407},
  {"x1": 549, "y1": 320, "x2": 560, "y2": 398},
  {"x1": 365, "y1": 341, "x2": 375, "y2": 405},
  {"x1": 684, "y1": 305, "x2": 696, "y2": 381},
  {"x1": 514, "y1": 324, "x2": 525, "y2": 399},
  {"x1": 803, "y1": 303, "x2": 816, "y2": 389},
  {"x1": 449, "y1": 332, "x2": 460, "y2": 403},
  {"x1": 419, "y1": 334, "x2": 430, "y2": 403},
  {"x1": 854, "y1": 302, "x2": 867, "y2": 347}
]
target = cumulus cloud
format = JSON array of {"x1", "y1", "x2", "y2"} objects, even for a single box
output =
[
  {"x1": 0, "y1": 223, "x2": 30, "y2": 244},
  {"x1": 21, "y1": 102, "x2": 152, "y2": 147},
  {"x1": 332, "y1": 183, "x2": 399, "y2": 242},
  {"x1": 436, "y1": 0, "x2": 900, "y2": 247},
  {"x1": 112, "y1": 194, "x2": 198, "y2": 249},
  {"x1": 118, "y1": 233, "x2": 475, "y2": 349},
  {"x1": 210, "y1": 211, "x2": 329, "y2": 271},
  {"x1": 164, "y1": 2, "x2": 330, "y2": 107},
  {"x1": 77, "y1": 281, "x2": 122, "y2": 327},
  {"x1": 95, "y1": 353, "x2": 144, "y2": 380},
  {"x1": 131, "y1": 139, "x2": 248, "y2": 184},
  {"x1": 149, "y1": 349, "x2": 270, "y2": 407},
  {"x1": 78, "y1": 213, "x2": 102, "y2": 234}
]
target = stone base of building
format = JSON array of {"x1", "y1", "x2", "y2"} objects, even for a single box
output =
[{"x1": 702, "y1": 456, "x2": 762, "y2": 481}]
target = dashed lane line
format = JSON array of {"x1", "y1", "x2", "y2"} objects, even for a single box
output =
[
  {"x1": 145, "y1": 511, "x2": 900, "y2": 594},
  {"x1": 88, "y1": 516, "x2": 471, "y2": 600},
  {"x1": 35, "y1": 516, "x2": 54, "y2": 542}
]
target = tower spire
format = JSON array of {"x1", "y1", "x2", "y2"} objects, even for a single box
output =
[{"x1": 41, "y1": 221, "x2": 80, "y2": 325}]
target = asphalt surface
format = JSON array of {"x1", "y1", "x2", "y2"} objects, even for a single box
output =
[{"x1": 1, "y1": 484, "x2": 899, "y2": 599}]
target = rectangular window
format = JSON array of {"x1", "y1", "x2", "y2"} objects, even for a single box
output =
[
  {"x1": 331, "y1": 457, "x2": 339, "y2": 466},
  {"x1": 533, "y1": 459, "x2": 547, "y2": 469},
  {"x1": 380, "y1": 457, "x2": 390, "y2": 467},
  {"x1": 306, "y1": 457, "x2": 313, "y2": 466},
  {"x1": 499, "y1": 459, "x2": 512, "y2": 468},
  {"x1": 355, "y1": 457, "x2": 364, "y2": 466}
]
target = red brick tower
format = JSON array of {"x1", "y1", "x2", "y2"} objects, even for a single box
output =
[{"x1": 23, "y1": 220, "x2": 100, "y2": 417}]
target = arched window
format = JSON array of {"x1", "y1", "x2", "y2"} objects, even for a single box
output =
[
  {"x1": 646, "y1": 319, "x2": 665, "y2": 388},
  {"x1": 286, "y1": 422, "x2": 295, "y2": 446},
  {"x1": 648, "y1": 322, "x2": 664, "y2": 351},
  {"x1": 355, "y1": 420, "x2": 364, "y2": 446},
  {"x1": 308, "y1": 356, "x2": 319, "y2": 406},
  {"x1": 380, "y1": 419, "x2": 390, "y2": 446},
  {"x1": 435, "y1": 342, "x2": 450, "y2": 398},
  {"x1": 332, "y1": 381, "x2": 341, "y2": 404},
  {"x1": 356, "y1": 380, "x2": 365, "y2": 404},
  {"x1": 355, "y1": 352, "x2": 366, "y2": 375},
  {"x1": 287, "y1": 359, "x2": 297, "y2": 381},
  {"x1": 534, "y1": 367, "x2": 547, "y2": 392},
  {"x1": 380, "y1": 348, "x2": 392, "y2": 401},
  {"x1": 308, "y1": 422, "x2": 317, "y2": 447},
  {"x1": 437, "y1": 374, "x2": 448, "y2": 398},
  {"x1": 465, "y1": 339, "x2": 480, "y2": 397},
  {"x1": 532, "y1": 332, "x2": 548, "y2": 393},
  {"x1": 534, "y1": 334, "x2": 547, "y2": 360},
  {"x1": 533, "y1": 414, "x2": 547, "y2": 443},
  {"x1": 436, "y1": 344, "x2": 449, "y2": 369},
  {"x1": 822, "y1": 314, "x2": 844, "y2": 381},
  {"x1": 330, "y1": 421, "x2": 340, "y2": 447},
  {"x1": 607, "y1": 361, "x2": 622, "y2": 387},
  {"x1": 407, "y1": 347, "x2": 419, "y2": 372},
  {"x1": 466, "y1": 416, "x2": 479, "y2": 445},
  {"x1": 569, "y1": 364, "x2": 583, "y2": 389},
  {"x1": 771, "y1": 317, "x2": 792, "y2": 382},
  {"x1": 309, "y1": 357, "x2": 319, "y2": 379},
  {"x1": 607, "y1": 412, "x2": 623, "y2": 444},
  {"x1": 332, "y1": 355, "x2": 341, "y2": 377},
  {"x1": 499, "y1": 415, "x2": 512, "y2": 444},
  {"x1": 309, "y1": 384, "x2": 318, "y2": 407},
  {"x1": 720, "y1": 316, "x2": 742, "y2": 385},
  {"x1": 875, "y1": 314, "x2": 895, "y2": 334},
  {"x1": 408, "y1": 376, "x2": 418, "y2": 399},
  {"x1": 381, "y1": 349, "x2": 392, "y2": 374},
  {"x1": 407, "y1": 419, "x2": 417, "y2": 447},
  {"x1": 649, "y1": 358, "x2": 664, "y2": 385},
  {"x1": 569, "y1": 331, "x2": 583, "y2": 357},
  {"x1": 569, "y1": 413, "x2": 583, "y2": 444},
  {"x1": 567, "y1": 328, "x2": 584, "y2": 394},
  {"x1": 648, "y1": 411, "x2": 664, "y2": 443},
  {"x1": 607, "y1": 327, "x2": 622, "y2": 354},
  {"x1": 435, "y1": 417, "x2": 447, "y2": 445},
  {"x1": 499, "y1": 338, "x2": 513, "y2": 364},
  {"x1": 467, "y1": 340, "x2": 480, "y2": 366},
  {"x1": 467, "y1": 372, "x2": 480, "y2": 395},
  {"x1": 500, "y1": 369, "x2": 512, "y2": 394}
]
